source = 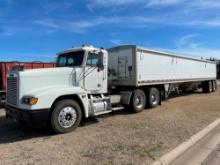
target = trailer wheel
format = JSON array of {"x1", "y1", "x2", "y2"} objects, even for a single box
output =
[
  {"x1": 130, "y1": 89, "x2": 146, "y2": 113},
  {"x1": 212, "y1": 80, "x2": 217, "y2": 92},
  {"x1": 51, "y1": 99, "x2": 82, "y2": 134},
  {"x1": 147, "y1": 88, "x2": 160, "y2": 108},
  {"x1": 202, "y1": 81, "x2": 213, "y2": 93},
  {"x1": 209, "y1": 81, "x2": 213, "y2": 93}
]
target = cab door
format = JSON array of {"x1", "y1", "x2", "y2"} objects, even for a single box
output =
[{"x1": 83, "y1": 52, "x2": 104, "y2": 93}]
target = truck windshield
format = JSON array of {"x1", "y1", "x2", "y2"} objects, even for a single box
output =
[{"x1": 57, "y1": 51, "x2": 85, "y2": 67}]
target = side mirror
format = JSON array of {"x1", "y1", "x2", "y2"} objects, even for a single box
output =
[{"x1": 97, "y1": 62, "x2": 104, "y2": 70}]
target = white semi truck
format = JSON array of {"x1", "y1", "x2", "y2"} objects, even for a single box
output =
[{"x1": 5, "y1": 45, "x2": 217, "y2": 133}]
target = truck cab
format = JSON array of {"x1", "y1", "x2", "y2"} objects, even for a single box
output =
[
  {"x1": 5, "y1": 46, "x2": 122, "y2": 133},
  {"x1": 56, "y1": 46, "x2": 108, "y2": 94}
]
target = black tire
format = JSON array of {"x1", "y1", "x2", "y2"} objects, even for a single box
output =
[
  {"x1": 146, "y1": 88, "x2": 160, "y2": 108},
  {"x1": 130, "y1": 89, "x2": 146, "y2": 113},
  {"x1": 202, "y1": 81, "x2": 213, "y2": 93},
  {"x1": 212, "y1": 80, "x2": 217, "y2": 92},
  {"x1": 215, "y1": 81, "x2": 218, "y2": 91},
  {"x1": 209, "y1": 81, "x2": 213, "y2": 93},
  {"x1": 51, "y1": 99, "x2": 82, "y2": 134}
]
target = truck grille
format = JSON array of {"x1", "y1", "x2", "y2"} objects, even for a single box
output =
[{"x1": 7, "y1": 76, "x2": 18, "y2": 106}]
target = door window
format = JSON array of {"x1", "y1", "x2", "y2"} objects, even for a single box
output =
[{"x1": 86, "y1": 53, "x2": 102, "y2": 66}]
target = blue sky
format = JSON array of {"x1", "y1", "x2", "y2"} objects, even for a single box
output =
[{"x1": 0, "y1": 0, "x2": 220, "y2": 62}]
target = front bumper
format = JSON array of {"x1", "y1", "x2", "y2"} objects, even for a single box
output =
[{"x1": 5, "y1": 105, "x2": 50, "y2": 128}]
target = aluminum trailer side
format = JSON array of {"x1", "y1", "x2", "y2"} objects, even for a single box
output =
[
  {"x1": 108, "y1": 45, "x2": 217, "y2": 105},
  {"x1": 108, "y1": 45, "x2": 216, "y2": 86}
]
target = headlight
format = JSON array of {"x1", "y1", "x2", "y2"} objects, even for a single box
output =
[{"x1": 22, "y1": 97, "x2": 38, "y2": 105}]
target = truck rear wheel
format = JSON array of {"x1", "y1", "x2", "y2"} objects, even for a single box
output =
[
  {"x1": 147, "y1": 88, "x2": 160, "y2": 108},
  {"x1": 51, "y1": 99, "x2": 82, "y2": 134},
  {"x1": 130, "y1": 89, "x2": 146, "y2": 113}
]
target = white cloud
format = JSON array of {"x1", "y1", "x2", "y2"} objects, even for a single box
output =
[
  {"x1": 189, "y1": 0, "x2": 220, "y2": 9},
  {"x1": 88, "y1": 0, "x2": 185, "y2": 8},
  {"x1": 2, "y1": 0, "x2": 220, "y2": 36},
  {"x1": 34, "y1": 17, "x2": 106, "y2": 33},
  {"x1": 110, "y1": 39, "x2": 123, "y2": 45},
  {"x1": 68, "y1": 19, "x2": 104, "y2": 33},
  {"x1": 66, "y1": 16, "x2": 160, "y2": 32},
  {"x1": 87, "y1": 0, "x2": 220, "y2": 17},
  {"x1": 188, "y1": 20, "x2": 220, "y2": 27},
  {"x1": 168, "y1": 34, "x2": 220, "y2": 59},
  {"x1": 33, "y1": 14, "x2": 220, "y2": 35},
  {"x1": 87, "y1": 0, "x2": 140, "y2": 8},
  {"x1": 176, "y1": 34, "x2": 201, "y2": 49},
  {"x1": 146, "y1": 0, "x2": 220, "y2": 8},
  {"x1": 147, "y1": 0, "x2": 184, "y2": 7},
  {"x1": 34, "y1": 20, "x2": 60, "y2": 29},
  {"x1": 83, "y1": 0, "x2": 220, "y2": 31}
]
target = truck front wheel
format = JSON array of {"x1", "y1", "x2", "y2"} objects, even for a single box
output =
[{"x1": 51, "y1": 99, "x2": 82, "y2": 134}]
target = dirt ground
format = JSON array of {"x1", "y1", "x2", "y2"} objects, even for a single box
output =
[{"x1": 0, "y1": 86, "x2": 220, "y2": 165}]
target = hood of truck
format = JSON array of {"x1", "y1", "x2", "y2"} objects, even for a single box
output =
[
  {"x1": 18, "y1": 67, "x2": 83, "y2": 96},
  {"x1": 19, "y1": 67, "x2": 74, "y2": 77}
]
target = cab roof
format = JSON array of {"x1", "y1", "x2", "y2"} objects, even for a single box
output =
[{"x1": 57, "y1": 45, "x2": 107, "y2": 55}]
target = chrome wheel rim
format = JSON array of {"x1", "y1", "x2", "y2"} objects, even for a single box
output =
[
  {"x1": 135, "y1": 94, "x2": 145, "y2": 109},
  {"x1": 58, "y1": 106, "x2": 77, "y2": 128},
  {"x1": 151, "y1": 94, "x2": 158, "y2": 105}
]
